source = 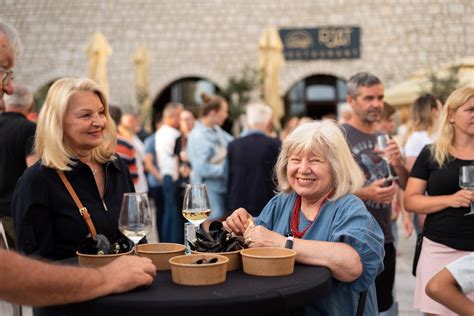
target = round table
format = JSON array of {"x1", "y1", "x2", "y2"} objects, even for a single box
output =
[{"x1": 61, "y1": 263, "x2": 331, "y2": 316}]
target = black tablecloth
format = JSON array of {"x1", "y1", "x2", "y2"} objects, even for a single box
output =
[{"x1": 60, "y1": 263, "x2": 331, "y2": 316}]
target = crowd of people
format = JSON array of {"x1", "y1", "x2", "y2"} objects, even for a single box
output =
[{"x1": 1, "y1": 18, "x2": 474, "y2": 316}]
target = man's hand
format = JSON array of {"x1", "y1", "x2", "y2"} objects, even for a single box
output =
[
  {"x1": 357, "y1": 178, "x2": 397, "y2": 204},
  {"x1": 99, "y1": 256, "x2": 156, "y2": 294}
]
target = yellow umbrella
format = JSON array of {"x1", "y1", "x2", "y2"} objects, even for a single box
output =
[
  {"x1": 132, "y1": 45, "x2": 152, "y2": 131},
  {"x1": 259, "y1": 26, "x2": 285, "y2": 129},
  {"x1": 85, "y1": 31, "x2": 112, "y2": 100},
  {"x1": 385, "y1": 55, "x2": 474, "y2": 108}
]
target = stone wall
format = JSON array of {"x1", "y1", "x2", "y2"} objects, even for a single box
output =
[{"x1": 2, "y1": 0, "x2": 473, "y2": 108}]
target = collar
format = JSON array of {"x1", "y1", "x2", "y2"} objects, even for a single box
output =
[
  {"x1": 67, "y1": 156, "x2": 121, "y2": 178},
  {"x1": 240, "y1": 129, "x2": 266, "y2": 137}
]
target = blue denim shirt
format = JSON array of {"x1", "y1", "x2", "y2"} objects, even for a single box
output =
[
  {"x1": 186, "y1": 122, "x2": 233, "y2": 194},
  {"x1": 255, "y1": 193, "x2": 385, "y2": 316}
]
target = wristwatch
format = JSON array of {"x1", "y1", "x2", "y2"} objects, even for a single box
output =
[{"x1": 285, "y1": 235, "x2": 294, "y2": 249}]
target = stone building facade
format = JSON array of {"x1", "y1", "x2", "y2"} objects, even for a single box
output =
[{"x1": 2, "y1": 0, "x2": 473, "y2": 120}]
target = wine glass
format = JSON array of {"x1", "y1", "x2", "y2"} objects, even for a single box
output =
[
  {"x1": 182, "y1": 184, "x2": 211, "y2": 231},
  {"x1": 118, "y1": 192, "x2": 153, "y2": 252},
  {"x1": 376, "y1": 134, "x2": 398, "y2": 182},
  {"x1": 459, "y1": 165, "x2": 474, "y2": 216}
]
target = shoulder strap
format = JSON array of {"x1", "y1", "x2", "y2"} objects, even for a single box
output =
[{"x1": 57, "y1": 171, "x2": 97, "y2": 238}]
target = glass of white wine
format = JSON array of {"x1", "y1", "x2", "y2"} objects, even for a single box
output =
[
  {"x1": 118, "y1": 192, "x2": 153, "y2": 252},
  {"x1": 182, "y1": 184, "x2": 211, "y2": 231},
  {"x1": 376, "y1": 134, "x2": 398, "y2": 182},
  {"x1": 459, "y1": 165, "x2": 474, "y2": 216}
]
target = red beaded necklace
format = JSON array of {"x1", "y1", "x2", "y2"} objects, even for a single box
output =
[{"x1": 290, "y1": 193, "x2": 331, "y2": 238}]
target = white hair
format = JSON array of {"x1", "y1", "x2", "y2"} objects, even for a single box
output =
[
  {"x1": 246, "y1": 102, "x2": 273, "y2": 127},
  {"x1": 0, "y1": 19, "x2": 23, "y2": 59},
  {"x1": 4, "y1": 85, "x2": 33, "y2": 109}
]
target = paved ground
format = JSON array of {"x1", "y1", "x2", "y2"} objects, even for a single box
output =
[{"x1": 394, "y1": 220, "x2": 423, "y2": 316}]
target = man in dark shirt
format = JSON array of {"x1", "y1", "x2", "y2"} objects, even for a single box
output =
[
  {"x1": 227, "y1": 103, "x2": 281, "y2": 216},
  {"x1": 0, "y1": 84, "x2": 37, "y2": 248},
  {"x1": 342, "y1": 72, "x2": 408, "y2": 314}
]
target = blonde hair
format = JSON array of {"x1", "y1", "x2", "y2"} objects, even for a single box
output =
[
  {"x1": 275, "y1": 120, "x2": 364, "y2": 200},
  {"x1": 431, "y1": 86, "x2": 474, "y2": 167},
  {"x1": 402, "y1": 94, "x2": 439, "y2": 146},
  {"x1": 35, "y1": 77, "x2": 116, "y2": 170}
]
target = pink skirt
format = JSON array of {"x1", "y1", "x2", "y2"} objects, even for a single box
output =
[{"x1": 414, "y1": 237, "x2": 474, "y2": 315}]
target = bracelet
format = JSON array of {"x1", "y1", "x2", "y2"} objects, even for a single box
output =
[{"x1": 285, "y1": 235, "x2": 294, "y2": 249}]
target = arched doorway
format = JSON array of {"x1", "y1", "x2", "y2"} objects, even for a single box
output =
[
  {"x1": 283, "y1": 74, "x2": 347, "y2": 122},
  {"x1": 151, "y1": 77, "x2": 220, "y2": 130}
]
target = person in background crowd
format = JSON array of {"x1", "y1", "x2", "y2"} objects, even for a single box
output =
[
  {"x1": 404, "y1": 86, "x2": 474, "y2": 315},
  {"x1": 147, "y1": 102, "x2": 183, "y2": 243},
  {"x1": 342, "y1": 72, "x2": 409, "y2": 315},
  {"x1": 338, "y1": 103, "x2": 353, "y2": 125},
  {"x1": 109, "y1": 105, "x2": 139, "y2": 184},
  {"x1": 279, "y1": 116, "x2": 299, "y2": 141},
  {"x1": 187, "y1": 93, "x2": 233, "y2": 222},
  {"x1": 403, "y1": 94, "x2": 442, "y2": 171},
  {"x1": 226, "y1": 102, "x2": 281, "y2": 216},
  {"x1": 174, "y1": 108, "x2": 196, "y2": 207},
  {"x1": 120, "y1": 112, "x2": 148, "y2": 193},
  {"x1": 402, "y1": 94, "x2": 442, "y2": 234},
  {"x1": 0, "y1": 85, "x2": 37, "y2": 249},
  {"x1": 0, "y1": 18, "x2": 155, "y2": 310},
  {"x1": 426, "y1": 252, "x2": 474, "y2": 315},
  {"x1": 224, "y1": 120, "x2": 384, "y2": 315},
  {"x1": 374, "y1": 102, "x2": 413, "y2": 245},
  {"x1": 144, "y1": 114, "x2": 164, "y2": 240},
  {"x1": 13, "y1": 77, "x2": 135, "y2": 261}
]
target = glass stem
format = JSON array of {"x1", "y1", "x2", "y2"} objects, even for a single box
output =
[{"x1": 385, "y1": 158, "x2": 393, "y2": 178}]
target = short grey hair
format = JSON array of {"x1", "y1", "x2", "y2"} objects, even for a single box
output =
[
  {"x1": 4, "y1": 85, "x2": 33, "y2": 109},
  {"x1": 0, "y1": 19, "x2": 23, "y2": 59},
  {"x1": 347, "y1": 72, "x2": 382, "y2": 98},
  {"x1": 275, "y1": 120, "x2": 364, "y2": 200},
  {"x1": 246, "y1": 102, "x2": 273, "y2": 126}
]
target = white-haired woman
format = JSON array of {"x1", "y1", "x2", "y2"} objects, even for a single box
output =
[
  {"x1": 224, "y1": 120, "x2": 384, "y2": 315},
  {"x1": 12, "y1": 77, "x2": 134, "y2": 261},
  {"x1": 404, "y1": 86, "x2": 474, "y2": 315}
]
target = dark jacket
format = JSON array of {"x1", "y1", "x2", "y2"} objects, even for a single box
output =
[
  {"x1": 12, "y1": 157, "x2": 134, "y2": 260},
  {"x1": 227, "y1": 131, "x2": 281, "y2": 216}
]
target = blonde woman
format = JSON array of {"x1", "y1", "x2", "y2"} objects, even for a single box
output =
[
  {"x1": 404, "y1": 86, "x2": 474, "y2": 315},
  {"x1": 12, "y1": 77, "x2": 134, "y2": 260},
  {"x1": 403, "y1": 94, "x2": 441, "y2": 171},
  {"x1": 224, "y1": 120, "x2": 384, "y2": 315}
]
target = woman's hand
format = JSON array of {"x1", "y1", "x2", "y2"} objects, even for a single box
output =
[
  {"x1": 222, "y1": 208, "x2": 251, "y2": 235},
  {"x1": 448, "y1": 189, "x2": 473, "y2": 208},
  {"x1": 243, "y1": 226, "x2": 286, "y2": 248}
]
